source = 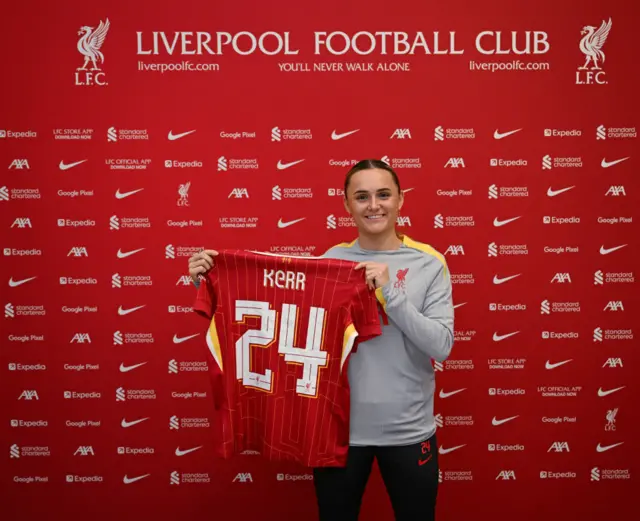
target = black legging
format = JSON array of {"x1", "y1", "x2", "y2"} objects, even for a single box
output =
[{"x1": 313, "y1": 432, "x2": 439, "y2": 521}]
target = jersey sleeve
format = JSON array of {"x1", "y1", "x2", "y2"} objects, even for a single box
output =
[
  {"x1": 347, "y1": 283, "x2": 383, "y2": 343},
  {"x1": 193, "y1": 272, "x2": 218, "y2": 319}
]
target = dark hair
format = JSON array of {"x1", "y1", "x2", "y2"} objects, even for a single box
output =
[{"x1": 344, "y1": 159, "x2": 401, "y2": 197}]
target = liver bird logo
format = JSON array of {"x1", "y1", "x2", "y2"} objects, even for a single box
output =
[
  {"x1": 394, "y1": 268, "x2": 409, "y2": 290},
  {"x1": 77, "y1": 18, "x2": 110, "y2": 71},
  {"x1": 177, "y1": 182, "x2": 191, "y2": 206},
  {"x1": 579, "y1": 18, "x2": 612, "y2": 71}
]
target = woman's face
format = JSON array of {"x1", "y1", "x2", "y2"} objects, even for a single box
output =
[{"x1": 343, "y1": 168, "x2": 404, "y2": 236}]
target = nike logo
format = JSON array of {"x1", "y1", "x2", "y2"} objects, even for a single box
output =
[
  {"x1": 439, "y1": 388, "x2": 466, "y2": 399},
  {"x1": 599, "y1": 244, "x2": 627, "y2": 255},
  {"x1": 597, "y1": 386, "x2": 625, "y2": 397},
  {"x1": 547, "y1": 185, "x2": 575, "y2": 197},
  {"x1": 493, "y1": 128, "x2": 522, "y2": 140},
  {"x1": 493, "y1": 274, "x2": 521, "y2": 285},
  {"x1": 277, "y1": 159, "x2": 305, "y2": 170},
  {"x1": 491, "y1": 415, "x2": 519, "y2": 426},
  {"x1": 402, "y1": 188, "x2": 415, "y2": 194},
  {"x1": 453, "y1": 302, "x2": 467, "y2": 309},
  {"x1": 493, "y1": 331, "x2": 519, "y2": 342},
  {"x1": 418, "y1": 455, "x2": 433, "y2": 466},
  {"x1": 545, "y1": 359, "x2": 572, "y2": 370},
  {"x1": 596, "y1": 442, "x2": 624, "y2": 453},
  {"x1": 173, "y1": 333, "x2": 200, "y2": 344},
  {"x1": 119, "y1": 362, "x2": 147, "y2": 373},
  {"x1": 175, "y1": 446, "x2": 203, "y2": 457},
  {"x1": 493, "y1": 216, "x2": 521, "y2": 227},
  {"x1": 8, "y1": 276, "x2": 37, "y2": 287},
  {"x1": 123, "y1": 474, "x2": 150, "y2": 484},
  {"x1": 168, "y1": 130, "x2": 196, "y2": 141},
  {"x1": 121, "y1": 417, "x2": 150, "y2": 428},
  {"x1": 59, "y1": 159, "x2": 88, "y2": 171},
  {"x1": 601, "y1": 157, "x2": 629, "y2": 168},
  {"x1": 117, "y1": 248, "x2": 145, "y2": 259},
  {"x1": 331, "y1": 129, "x2": 359, "y2": 140},
  {"x1": 115, "y1": 188, "x2": 144, "y2": 200},
  {"x1": 118, "y1": 305, "x2": 146, "y2": 316},
  {"x1": 277, "y1": 217, "x2": 305, "y2": 229},
  {"x1": 439, "y1": 444, "x2": 466, "y2": 455}
]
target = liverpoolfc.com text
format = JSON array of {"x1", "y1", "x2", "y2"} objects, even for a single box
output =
[{"x1": 137, "y1": 61, "x2": 220, "y2": 73}]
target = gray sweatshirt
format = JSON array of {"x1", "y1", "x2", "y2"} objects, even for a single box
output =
[{"x1": 323, "y1": 235, "x2": 454, "y2": 446}]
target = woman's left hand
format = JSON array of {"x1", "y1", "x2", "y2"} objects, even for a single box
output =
[{"x1": 354, "y1": 262, "x2": 390, "y2": 290}]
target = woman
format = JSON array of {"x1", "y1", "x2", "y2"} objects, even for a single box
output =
[{"x1": 188, "y1": 159, "x2": 454, "y2": 521}]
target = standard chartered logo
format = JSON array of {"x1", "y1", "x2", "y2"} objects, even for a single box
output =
[
  {"x1": 10, "y1": 444, "x2": 20, "y2": 458},
  {"x1": 107, "y1": 127, "x2": 117, "y2": 142},
  {"x1": 434, "y1": 214, "x2": 444, "y2": 229},
  {"x1": 165, "y1": 244, "x2": 175, "y2": 259},
  {"x1": 591, "y1": 468, "x2": 600, "y2": 481},
  {"x1": 488, "y1": 184, "x2": 498, "y2": 199},
  {"x1": 109, "y1": 215, "x2": 120, "y2": 230},
  {"x1": 542, "y1": 155, "x2": 552, "y2": 169},
  {"x1": 326, "y1": 214, "x2": 337, "y2": 230},
  {"x1": 488, "y1": 242, "x2": 498, "y2": 257},
  {"x1": 594, "y1": 270, "x2": 604, "y2": 285},
  {"x1": 593, "y1": 328, "x2": 603, "y2": 342},
  {"x1": 596, "y1": 125, "x2": 606, "y2": 140},
  {"x1": 168, "y1": 360, "x2": 178, "y2": 374},
  {"x1": 541, "y1": 300, "x2": 551, "y2": 314},
  {"x1": 434, "y1": 126, "x2": 444, "y2": 141},
  {"x1": 5, "y1": 303, "x2": 15, "y2": 318},
  {"x1": 116, "y1": 387, "x2": 126, "y2": 402},
  {"x1": 112, "y1": 273, "x2": 122, "y2": 288},
  {"x1": 169, "y1": 416, "x2": 180, "y2": 430},
  {"x1": 113, "y1": 331, "x2": 123, "y2": 345},
  {"x1": 217, "y1": 156, "x2": 228, "y2": 171},
  {"x1": 271, "y1": 127, "x2": 281, "y2": 142},
  {"x1": 272, "y1": 186, "x2": 282, "y2": 200},
  {"x1": 0, "y1": 186, "x2": 8, "y2": 201},
  {"x1": 170, "y1": 471, "x2": 180, "y2": 485}
]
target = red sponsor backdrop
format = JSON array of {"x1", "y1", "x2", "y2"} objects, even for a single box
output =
[{"x1": 1, "y1": 0, "x2": 638, "y2": 520}]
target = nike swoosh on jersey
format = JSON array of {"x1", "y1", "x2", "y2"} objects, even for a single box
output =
[
  {"x1": 491, "y1": 415, "x2": 519, "y2": 426},
  {"x1": 331, "y1": 129, "x2": 359, "y2": 140},
  {"x1": 59, "y1": 159, "x2": 88, "y2": 170},
  {"x1": 121, "y1": 417, "x2": 150, "y2": 428},
  {"x1": 493, "y1": 331, "x2": 519, "y2": 342},
  {"x1": 545, "y1": 359, "x2": 572, "y2": 370},
  {"x1": 168, "y1": 130, "x2": 196, "y2": 141},
  {"x1": 439, "y1": 444, "x2": 466, "y2": 455},
  {"x1": 439, "y1": 388, "x2": 466, "y2": 399},
  {"x1": 123, "y1": 474, "x2": 150, "y2": 484},
  {"x1": 599, "y1": 244, "x2": 627, "y2": 255},
  {"x1": 601, "y1": 157, "x2": 629, "y2": 168},
  {"x1": 175, "y1": 446, "x2": 203, "y2": 457},
  {"x1": 493, "y1": 274, "x2": 521, "y2": 285},
  {"x1": 119, "y1": 362, "x2": 147, "y2": 373},
  {"x1": 597, "y1": 386, "x2": 625, "y2": 397},
  {"x1": 117, "y1": 248, "x2": 145, "y2": 259},
  {"x1": 115, "y1": 188, "x2": 144, "y2": 200},
  {"x1": 493, "y1": 216, "x2": 521, "y2": 227},
  {"x1": 118, "y1": 305, "x2": 146, "y2": 316},
  {"x1": 277, "y1": 217, "x2": 306, "y2": 229},
  {"x1": 173, "y1": 333, "x2": 200, "y2": 344},
  {"x1": 8, "y1": 276, "x2": 37, "y2": 287},
  {"x1": 596, "y1": 442, "x2": 624, "y2": 453},
  {"x1": 493, "y1": 128, "x2": 522, "y2": 140},
  {"x1": 547, "y1": 186, "x2": 575, "y2": 197},
  {"x1": 277, "y1": 159, "x2": 305, "y2": 170}
]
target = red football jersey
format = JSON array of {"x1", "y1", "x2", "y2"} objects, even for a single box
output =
[{"x1": 194, "y1": 249, "x2": 383, "y2": 467}]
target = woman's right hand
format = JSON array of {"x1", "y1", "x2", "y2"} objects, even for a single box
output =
[{"x1": 188, "y1": 249, "x2": 218, "y2": 284}]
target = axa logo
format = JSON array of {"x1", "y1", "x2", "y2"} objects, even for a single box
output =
[
  {"x1": 444, "y1": 157, "x2": 465, "y2": 168},
  {"x1": 444, "y1": 245, "x2": 465, "y2": 255},
  {"x1": 228, "y1": 188, "x2": 249, "y2": 198},
  {"x1": 176, "y1": 275, "x2": 192, "y2": 286},
  {"x1": 603, "y1": 358, "x2": 623, "y2": 368},
  {"x1": 18, "y1": 390, "x2": 39, "y2": 400},
  {"x1": 233, "y1": 472, "x2": 253, "y2": 483},
  {"x1": 68, "y1": 246, "x2": 88, "y2": 257},
  {"x1": 576, "y1": 18, "x2": 612, "y2": 85},
  {"x1": 75, "y1": 18, "x2": 111, "y2": 87},
  {"x1": 604, "y1": 300, "x2": 624, "y2": 311},
  {"x1": 396, "y1": 216, "x2": 412, "y2": 227},
  {"x1": 390, "y1": 128, "x2": 411, "y2": 139},
  {"x1": 551, "y1": 272, "x2": 571, "y2": 283},
  {"x1": 70, "y1": 333, "x2": 92, "y2": 344},
  {"x1": 496, "y1": 470, "x2": 516, "y2": 480},
  {"x1": 74, "y1": 446, "x2": 95, "y2": 456},
  {"x1": 11, "y1": 217, "x2": 32, "y2": 228},
  {"x1": 8, "y1": 159, "x2": 30, "y2": 169},
  {"x1": 548, "y1": 441, "x2": 570, "y2": 452},
  {"x1": 605, "y1": 185, "x2": 626, "y2": 196}
]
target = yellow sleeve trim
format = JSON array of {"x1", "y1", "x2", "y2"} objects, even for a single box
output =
[
  {"x1": 375, "y1": 287, "x2": 387, "y2": 312},
  {"x1": 402, "y1": 235, "x2": 448, "y2": 277}
]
